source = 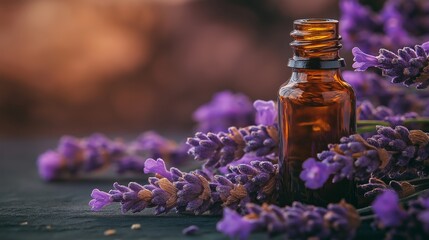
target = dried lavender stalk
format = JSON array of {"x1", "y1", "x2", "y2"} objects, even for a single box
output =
[
  {"x1": 358, "y1": 101, "x2": 419, "y2": 126},
  {"x1": 300, "y1": 126, "x2": 429, "y2": 189},
  {"x1": 37, "y1": 132, "x2": 189, "y2": 181},
  {"x1": 186, "y1": 125, "x2": 278, "y2": 170},
  {"x1": 217, "y1": 200, "x2": 360, "y2": 240},
  {"x1": 89, "y1": 156, "x2": 278, "y2": 215}
]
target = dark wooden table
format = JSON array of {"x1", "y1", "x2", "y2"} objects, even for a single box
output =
[{"x1": 0, "y1": 138, "x2": 381, "y2": 239}]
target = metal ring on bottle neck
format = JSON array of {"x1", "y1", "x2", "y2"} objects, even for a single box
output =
[{"x1": 287, "y1": 58, "x2": 346, "y2": 69}]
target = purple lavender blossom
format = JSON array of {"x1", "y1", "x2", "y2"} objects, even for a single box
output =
[
  {"x1": 373, "y1": 190, "x2": 429, "y2": 238},
  {"x1": 253, "y1": 100, "x2": 277, "y2": 126},
  {"x1": 144, "y1": 158, "x2": 173, "y2": 181},
  {"x1": 38, "y1": 134, "x2": 126, "y2": 180},
  {"x1": 352, "y1": 47, "x2": 380, "y2": 71},
  {"x1": 367, "y1": 126, "x2": 429, "y2": 179},
  {"x1": 217, "y1": 208, "x2": 257, "y2": 240},
  {"x1": 217, "y1": 201, "x2": 360, "y2": 240},
  {"x1": 381, "y1": 0, "x2": 429, "y2": 47},
  {"x1": 372, "y1": 190, "x2": 407, "y2": 227},
  {"x1": 340, "y1": 0, "x2": 429, "y2": 52},
  {"x1": 193, "y1": 91, "x2": 255, "y2": 133},
  {"x1": 299, "y1": 158, "x2": 331, "y2": 189},
  {"x1": 344, "y1": 71, "x2": 429, "y2": 116},
  {"x1": 128, "y1": 131, "x2": 190, "y2": 166},
  {"x1": 175, "y1": 171, "x2": 213, "y2": 214},
  {"x1": 340, "y1": 0, "x2": 387, "y2": 52},
  {"x1": 344, "y1": 71, "x2": 391, "y2": 104},
  {"x1": 58, "y1": 136, "x2": 81, "y2": 161},
  {"x1": 89, "y1": 189, "x2": 113, "y2": 211},
  {"x1": 352, "y1": 42, "x2": 429, "y2": 89},
  {"x1": 116, "y1": 156, "x2": 146, "y2": 174},
  {"x1": 37, "y1": 150, "x2": 63, "y2": 181}
]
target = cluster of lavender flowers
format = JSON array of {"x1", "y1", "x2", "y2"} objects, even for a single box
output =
[
  {"x1": 37, "y1": 131, "x2": 189, "y2": 181},
  {"x1": 353, "y1": 41, "x2": 429, "y2": 89},
  {"x1": 340, "y1": 0, "x2": 429, "y2": 52},
  {"x1": 217, "y1": 200, "x2": 360, "y2": 240},
  {"x1": 300, "y1": 125, "x2": 429, "y2": 190},
  {"x1": 344, "y1": 71, "x2": 429, "y2": 116},
  {"x1": 192, "y1": 91, "x2": 255, "y2": 133},
  {"x1": 357, "y1": 100, "x2": 419, "y2": 126},
  {"x1": 89, "y1": 156, "x2": 278, "y2": 215},
  {"x1": 372, "y1": 190, "x2": 429, "y2": 239},
  {"x1": 187, "y1": 100, "x2": 278, "y2": 170},
  {"x1": 37, "y1": 92, "x2": 270, "y2": 181},
  {"x1": 88, "y1": 99, "x2": 279, "y2": 218}
]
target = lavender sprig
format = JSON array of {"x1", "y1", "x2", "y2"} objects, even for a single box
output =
[
  {"x1": 372, "y1": 190, "x2": 429, "y2": 239},
  {"x1": 217, "y1": 201, "x2": 360, "y2": 240},
  {"x1": 187, "y1": 125, "x2": 278, "y2": 169},
  {"x1": 89, "y1": 156, "x2": 278, "y2": 215},
  {"x1": 352, "y1": 41, "x2": 429, "y2": 89},
  {"x1": 187, "y1": 100, "x2": 278, "y2": 170},
  {"x1": 38, "y1": 132, "x2": 189, "y2": 181},
  {"x1": 300, "y1": 126, "x2": 429, "y2": 189},
  {"x1": 358, "y1": 100, "x2": 419, "y2": 126},
  {"x1": 367, "y1": 126, "x2": 429, "y2": 179},
  {"x1": 253, "y1": 100, "x2": 277, "y2": 126}
]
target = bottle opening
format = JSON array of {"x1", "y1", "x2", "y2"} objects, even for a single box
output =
[
  {"x1": 294, "y1": 18, "x2": 338, "y2": 25},
  {"x1": 289, "y1": 18, "x2": 344, "y2": 68}
]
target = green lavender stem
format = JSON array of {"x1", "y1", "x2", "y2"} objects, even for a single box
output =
[{"x1": 357, "y1": 118, "x2": 429, "y2": 133}]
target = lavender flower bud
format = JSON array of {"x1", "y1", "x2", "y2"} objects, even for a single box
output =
[
  {"x1": 89, "y1": 189, "x2": 113, "y2": 211},
  {"x1": 352, "y1": 41, "x2": 429, "y2": 89},
  {"x1": 253, "y1": 100, "x2": 277, "y2": 126}
]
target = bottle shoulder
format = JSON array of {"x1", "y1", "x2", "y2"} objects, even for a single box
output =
[{"x1": 278, "y1": 78, "x2": 355, "y2": 105}]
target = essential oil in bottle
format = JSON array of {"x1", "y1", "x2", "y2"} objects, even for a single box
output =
[{"x1": 278, "y1": 19, "x2": 357, "y2": 206}]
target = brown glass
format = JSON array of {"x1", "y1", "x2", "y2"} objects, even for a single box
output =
[{"x1": 278, "y1": 19, "x2": 357, "y2": 206}]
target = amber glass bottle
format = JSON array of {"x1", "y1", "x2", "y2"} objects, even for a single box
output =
[{"x1": 278, "y1": 19, "x2": 357, "y2": 206}]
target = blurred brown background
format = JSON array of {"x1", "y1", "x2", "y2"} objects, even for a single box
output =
[{"x1": 0, "y1": 0, "x2": 339, "y2": 137}]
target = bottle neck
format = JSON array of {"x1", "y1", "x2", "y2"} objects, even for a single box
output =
[
  {"x1": 290, "y1": 19, "x2": 342, "y2": 61},
  {"x1": 288, "y1": 19, "x2": 344, "y2": 70},
  {"x1": 290, "y1": 69, "x2": 342, "y2": 83}
]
